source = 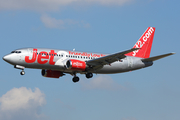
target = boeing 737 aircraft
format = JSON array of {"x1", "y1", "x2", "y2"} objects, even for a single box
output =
[{"x1": 3, "y1": 27, "x2": 175, "y2": 82}]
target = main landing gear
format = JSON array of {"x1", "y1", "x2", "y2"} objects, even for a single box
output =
[
  {"x1": 86, "y1": 72, "x2": 93, "y2": 79},
  {"x1": 72, "y1": 72, "x2": 93, "y2": 83},
  {"x1": 72, "y1": 72, "x2": 79, "y2": 83},
  {"x1": 72, "y1": 76, "x2": 80, "y2": 83}
]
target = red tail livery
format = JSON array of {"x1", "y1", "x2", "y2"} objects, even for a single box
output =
[{"x1": 126, "y1": 27, "x2": 155, "y2": 58}]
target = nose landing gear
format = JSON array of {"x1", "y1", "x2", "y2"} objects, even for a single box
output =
[
  {"x1": 20, "y1": 70, "x2": 25, "y2": 75},
  {"x1": 14, "y1": 65, "x2": 25, "y2": 76}
]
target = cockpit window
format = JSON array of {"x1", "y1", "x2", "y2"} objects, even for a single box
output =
[{"x1": 11, "y1": 51, "x2": 21, "y2": 53}]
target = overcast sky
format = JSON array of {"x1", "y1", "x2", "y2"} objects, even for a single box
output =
[{"x1": 0, "y1": 0, "x2": 179, "y2": 120}]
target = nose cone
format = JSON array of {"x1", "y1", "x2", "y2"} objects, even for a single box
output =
[{"x1": 3, "y1": 55, "x2": 11, "y2": 62}]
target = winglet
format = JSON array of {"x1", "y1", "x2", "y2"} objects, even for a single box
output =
[
  {"x1": 142, "y1": 53, "x2": 175, "y2": 62},
  {"x1": 126, "y1": 27, "x2": 155, "y2": 58}
]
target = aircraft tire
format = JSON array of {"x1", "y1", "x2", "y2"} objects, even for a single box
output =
[
  {"x1": 20, "y1": 71, "x2": 25, "y2": 75},
  {"x1": 72, "y1": 76, "x2": 79, "y2": 83},
  {"x1": 86, "y1": 73, "x2": 93, "y2": 78}
]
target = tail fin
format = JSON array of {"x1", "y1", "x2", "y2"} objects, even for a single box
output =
[{"x1": 126, "y1": 27, "x2": 155, "y2": 58}]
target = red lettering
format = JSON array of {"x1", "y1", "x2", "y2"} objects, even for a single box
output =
[
  {"x1": 81, "y1": 52, "x2": 87, "y2": 56},
  {"x1": 25, "y1": 49, "x2": 57, "y2": 65},
  {"x1": 101, "y1": 54, "x2": 105, "y2": 57},
  {"x1": 49, "y1": 50, "x2": 57, "y2": 65},
  {"x1": 25, "y1": 49, "x2": 37, "y2": 63},
  {"x1": 69, "y1": 51, "x2": 74, "y2": 55},
  {"x1": 69, "y1": 51, "x2": 105, "y2": 58},
  {"x1": 37, "y1": 51, "x2": 49, "y2": 64}
]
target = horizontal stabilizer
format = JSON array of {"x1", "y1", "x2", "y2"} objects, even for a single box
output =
[{"x1": 142, "y1": 53, "x2": 175, "y2": 62}]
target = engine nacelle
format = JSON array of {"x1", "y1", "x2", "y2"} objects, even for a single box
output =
[
  {"x1": 66, "y1": 59, "x2": 86, "y2": 71},
  {"x1": 41, "y1": 69, "x2": 64, "y2": 78}
]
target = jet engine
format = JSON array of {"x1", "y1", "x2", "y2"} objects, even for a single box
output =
[
  {"x1": 41, "y1": 69, "x2": 64, "y2": 78},
  {"x1": 66, "y1": 59, "x2": 87, "y2": 71}
]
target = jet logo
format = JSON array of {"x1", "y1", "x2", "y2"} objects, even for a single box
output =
[{"x1": 25, "y1": 49, "x2": 57, "y2": 65}]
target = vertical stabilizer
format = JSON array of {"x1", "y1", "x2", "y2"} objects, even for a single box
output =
[{"x1": 126, "y1": 27, "x2": 155, "y2": 58}]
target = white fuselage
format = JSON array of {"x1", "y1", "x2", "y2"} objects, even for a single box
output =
[{"x1": 3, "y1": 48, "x2": 152, "y2": 74}]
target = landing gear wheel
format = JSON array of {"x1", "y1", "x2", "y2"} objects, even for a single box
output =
[
  {"x1": 20, "y1": 71, "x2": 25, "y2": 75},
  {"x1": 72, "y1": 76, "x2": 80, "y2": 83},
  {"x1": 86, "y1": 73, "x2": 93, "y2": 78}
]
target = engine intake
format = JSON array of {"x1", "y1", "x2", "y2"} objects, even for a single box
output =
[
  {"x1": 41, "y1": 69, "x2": 64, "y2": 78},
  {"x1": 66, "y1": 59, "x2": 86, "y2": 71}
]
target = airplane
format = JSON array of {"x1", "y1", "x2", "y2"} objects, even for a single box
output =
[{"x1": 3, "y1": 27, "x2": 175, "y2": 83}]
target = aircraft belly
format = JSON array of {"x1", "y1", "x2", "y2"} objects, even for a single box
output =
[
  {"x1": 24, "y1": 63, "x2": 65, "y2": 71},
  {"x1": 95, "y1": 58, "x2": 149, "y2": 74},
  {"x1": 95, "y1": 62, "x2": 128, "y2": 74}
]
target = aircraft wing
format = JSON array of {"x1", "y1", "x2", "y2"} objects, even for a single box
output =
[
  {"x1": 86, "y1": 48, "x2": 139, "y2": 66},
  {"x1": 142, "y1": 53, "x2": 175, "y2": 62}
]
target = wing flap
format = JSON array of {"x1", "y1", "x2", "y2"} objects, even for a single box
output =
[{"x1": 142, "y1": 53, "x2": 175, "y2": 62}]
